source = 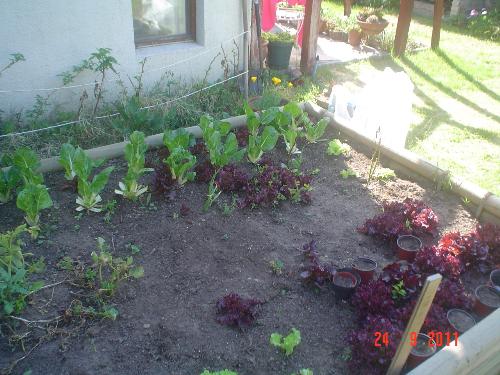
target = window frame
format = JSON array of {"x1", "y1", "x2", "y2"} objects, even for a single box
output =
[{"x1": 133, "y1": 0, "x2": 197, "y2": 48}]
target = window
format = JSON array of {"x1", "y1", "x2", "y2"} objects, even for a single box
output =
[{"x1": 132, "y1": 0, "x2": 196, "y2": 47}]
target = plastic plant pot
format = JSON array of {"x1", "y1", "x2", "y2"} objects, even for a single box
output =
[
  {"x1": 447, "y1": 308, "x2": 476, "y2": 333},
  {"x1": 396, "y1": 235, "x2": 422, "y2": 262},
  {"x1": 352, "y1": 257, "x2": 377, "y2": 284},
  {"x1": 490, "y1": 268, "x2": 500, "y2": 292},
  {"x1": 332, "y1": 267, "x2": 361, "y2": 300},
  {"x1": 267, "y1": 41, "x2": 294, "y2": 70},
  {"x1": 407, "y1": 333, "x2": 436, "y2": 370},
  {"x1": 473, "y1": 285, "x2": 500, "y2": 318}
]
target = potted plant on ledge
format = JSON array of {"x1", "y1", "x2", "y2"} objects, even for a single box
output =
[
  {"x1": 357, "y1": 7, "x2": 389, "y2": 35},
  {"x1": 263, "y1": 32, "x2": 295, "y2": 70},
  {"x1": 346, "y1": 17, "x2": 362, "y2": 47}
]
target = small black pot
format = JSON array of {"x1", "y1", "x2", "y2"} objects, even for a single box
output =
[{"x1": 332, "y1": 268, "x2": 361, "y2": 300}]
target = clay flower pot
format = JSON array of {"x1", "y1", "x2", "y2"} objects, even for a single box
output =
[
  {"x1": 357, "y1": 20, "x2": 389, "y2": 35},
  {"x1": 352, "y1": 257, "x2": 377, "y2": 284},
  {"x1": 490, "y1": 268, "x2": 500, "y2": 292},
  {"x1": 332, "y1": 267, "x2": 361, "y2": 300},
  {"x1": 447, "y1": 308, "x2": 476, "y2": 333},
  {"x1": 407, "y1": 333, "x2": 436, "y2": 369},
  {"x1": 348, "y1": 30, "x2": 362, "y2": 47},
  {"x1": 473, "y1": 285, "x2": 500, "y2": 318},
  {"x1": 396, "y1": 235, "x2": 422, "y2": 262}
]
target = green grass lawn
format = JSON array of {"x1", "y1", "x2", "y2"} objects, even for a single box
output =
[{"x1": 315, "y1": 2, "x2": 500, "y2": 195}]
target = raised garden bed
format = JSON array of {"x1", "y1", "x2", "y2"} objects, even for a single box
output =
[{"x1": 0, "y1": 105, "x2": 498, "y2": 375}]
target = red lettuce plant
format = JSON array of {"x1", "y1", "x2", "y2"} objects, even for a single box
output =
[
  {"x1": 472, "y1": 223, "x2": 500, "y2": 266},
  {"x1": 380, "y1": 262, "x2": 422, "y2": 293},
  {"x1": 414, "y1": 245, "x2": 463, "y2": 279},
  {"x1": 236, "y1": 128, "x2": 249, "y2": 147},
  {"x1": 433, "y1": 279, "x2": 472, "y2": 310},
  {"x1": 215, "y1": 164, "x2": 249, "y2": 193},
  {"x1": 438, "y1": 232, "x2": 488, "y2": 270},
  {"x1": 352, "y1": 280, "x2": 395, "y2": 319},
  {"x1": 358, "y1": 198, "x2": 439, "y2": 241},
  {"x1": 195, "y1": 160, "x2": 216, "y2": 183},
  {"x1": 348, "y1": 315, "x2": 403, "y2": 375},
  {"x1": 241, "y1": 159, "x2": 312, "y2": 208},
  {"x1": 299, "y1": 241, "x2": 335, "y2": 288},
  {"x1": 146, "y1": 149, "x2": 176, "y2": 195},
  {"x1": 215, "y1": 293, "x2": 262, "y2": 329}
]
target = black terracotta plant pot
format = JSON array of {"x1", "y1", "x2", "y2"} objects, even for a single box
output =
[
  {"x1": 332, "y1": 267, "x2": 361, "y2": 300},
  {"x1": 473, "y1": 285, "x2": 500, "y2": 318},
  {"x1": 352, "y1": 257, "x2": 377, "y2": 284},
  {"x1": 407, "y1": 333, "x2": 436, "y2": 369},
  {"x1": 447, "y1": 308, "x2": 476, "y2": 333},
  {"x1": 396, "y1": 235, "x2": 422, "y2": 262}
]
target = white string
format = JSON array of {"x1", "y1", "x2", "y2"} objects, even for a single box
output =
[
  {"x1": 0, "y1": 71, "x2": 247, "y2": 139},
  {"x1": 0, "y1": 31, "x2": 249, "y2": 94}
]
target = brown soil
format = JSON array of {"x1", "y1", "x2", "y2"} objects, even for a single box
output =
[
  {"x1": 476, "y1": 286, "x2": 500, "y2": 307},
  {"x1": 398, "y1": 236, "x2": 421, "y2": 251},
  {"x1": 0, "y1": 126, "x2": 483, "y2": 375},
  {"x1": 447, "y1": 309, "x2": 476, "y2": 333}
]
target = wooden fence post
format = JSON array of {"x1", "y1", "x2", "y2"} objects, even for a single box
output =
[
  {"x1": 300, "y1": 0, "x2": 322, "y2": 74},
  {"x1": 393, "y1": 0, "x2": 414, "y2": 57},
  {"x1": 431, "y1": 0, "x2": 444, "y2": 49},
  {"x1": 386, "y1": 274, "x2": 442, "y2": 375},
  {"x1": 344, "y1": 0, "x2": 352, "y2": 16}
]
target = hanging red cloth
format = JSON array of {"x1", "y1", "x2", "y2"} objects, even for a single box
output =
[{"x1": 261, "y1": 0, "x2": 307, "y2": 46}]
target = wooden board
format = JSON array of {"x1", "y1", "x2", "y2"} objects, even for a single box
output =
[
  {"x1": 431, "y1": 0, "x2": 444, "y2": 49},
  {"x1": 386, "y1": 273, "x2": 442, "y2": 375}
]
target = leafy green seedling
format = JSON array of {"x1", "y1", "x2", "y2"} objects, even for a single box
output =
[
  {"x1": 0, "y1": 153, "x2": 21, "y2": 204},
  {"x1": 73, "y1": 148, "x2": 114, "y2": 212},
  {"x1": 293, "y1": 370, "x2": 313, "y2": 375},
  {"x1": 270, "y1": 328, "x2": 301, "y2": 356},
  {"x1": 270, "y1": 259, "x2": 284, "y2": 275},
  {"x1": 304, "y1": 117, "x2": 328, "y2": 143},
  {"x1": 12, "y1": 147, "x2": 43, "y2": 186},
  {"x1": 340, "y1": 168, "x2": 357, "y2": 179},
  {"x1": 127, "y1": 244, "x2": 141, "y2": 254},
  {"x1": 244, "y1": 102, "x2": 279, "y2": 163},
  {"x1": 115, "y1": 131, "x2": 153, "y2": 200},
  {"x1": 16, "y1": 184, "x2": 53, "y2": 238},
  {"x1": 391, "y1": 280, "x2": 407, "y2": 300},
  {"x1": 375, "y1": 167, "x2": 396, "y2": 182},
  {"x1": 327, "y1": 139, "x2": 351, "y2": 156},
  {"x1": 59, "y1": 143, "x2": 78, "y2": 181}
]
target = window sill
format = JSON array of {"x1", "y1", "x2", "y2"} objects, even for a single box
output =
[{"x1": 135, "y1": 41, "x2": 204, "y2": 58}]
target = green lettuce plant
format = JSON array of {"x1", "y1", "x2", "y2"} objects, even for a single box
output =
[
  {"x1": 16, "y1": 184, "x2": 53, "y2": 238},
  {"x1": 200, "y1": 370, "x2": 237, "y2": 375},
  {"x1": 0, "y1": 225, "x2": 43, "y2": 315},
  {"x1": 0, "y1": 154, "x2": 20, "y2": 204},
  {"x1": 73, "y1": 148, "x2": 114, "y2": 212},
  {"x1": 12, "y1": 147, "x2": 43, "y2": 186},
  {"x1": 304, "y1": 118, "x2": 328, "y2": 143},
  {"x1": 270, "y1": 327, "x2": 301, "y2": 356},
  {"x1": 115, "y1": 131, "x2": 153, "y2": 200},
  {"x1": 59, "y1": 143, "x2": 78, "y2": 181},
  {"x1": 199, "y1": 115, "x2": 246, "y2": 209},
  {"x1": 327, "y1": 139, "x2": 351, "y2": 156},
  {"x1": 163, "y1": 129, "x2": 197, "y2": 186},
  {"x1": 244, "y1": 103, "x2": 279, "y2": 164},
  {"x1": 276, "y1": 102, "x2": 304, "y2": 154}
]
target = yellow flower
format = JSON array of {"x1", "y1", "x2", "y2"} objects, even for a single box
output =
[
  {"x1": 288, "y1": 82, "x2": 293, "y2": 87},
  {"x1": 272, "y1": 77, "x2": 282, "y2": 85},
  {"x1": 250, "y1": 76, "x2": 257, "y2": 83}
]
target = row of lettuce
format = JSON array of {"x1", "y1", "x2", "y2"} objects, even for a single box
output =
[{"x1": 0, "y1": 102, "x2": 328, "y2": 238}]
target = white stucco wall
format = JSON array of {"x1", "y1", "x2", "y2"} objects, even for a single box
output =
[{"x1": 0, "y1": 0, "x2": 246, "y2": 115}]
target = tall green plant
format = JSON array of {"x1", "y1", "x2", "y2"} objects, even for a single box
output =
[
  {"x1": 0, "y1": 154, "x2": 20, "y2": 204},
  {"x1": 12, "y1": 147, "x2": 43, "y2": 186},
  {"x1": 16, "y1": 184, "x2": 53, "y2": 238},
  {"x1": 199, "y1": 115, "x2": 246, "y2": 210},
  {"x1": 244, "y1": 103, "x2": 279, "y2": 164},
  {"x1": 59, "y1": 143, "x2": 78, "y2": 181},
  {"x1": 73, "y1": 148, "x2": 114, "y2": 212},
  {"x1": 276, "y1": 102, "x2": 304, "y2": 154},
  {"x1": 162, "y1": 129, "x2": 197, "y2": 186},
  {"x1": 115, "y1": 131, "x2": 153, "y2": 200},
  {"x1": 0, "y1": 225, "x2": 43, "y2": 315}
]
